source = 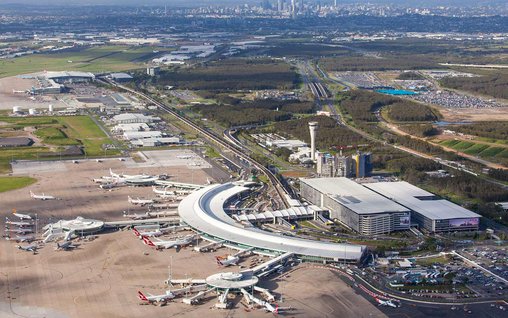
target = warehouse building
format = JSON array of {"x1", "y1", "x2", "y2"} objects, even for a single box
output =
[
  {"x1": 0, "y1": 137, "x2": 34, "y2": 148},
  {"x1": 300, "y1": 178, "x2": 411, "y2": 235},
  {"x1": 364, "y1": 182, "x2": 480, "y2": 233},
  {"x1": 112, "y1": 113, "x2": 160, "y2": 124}
]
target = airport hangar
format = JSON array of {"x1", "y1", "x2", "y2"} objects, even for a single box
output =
[
  {"x1": 299, "y1": 177, "x2": 411, "y2": 236},
  {"x1": 178, "y1": 182, "x2": 367, "y2": 263},
  {"x1": 364, "y1": 181, "x2": 481, "y2": 233}
]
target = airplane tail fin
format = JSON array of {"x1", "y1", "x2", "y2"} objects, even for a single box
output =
[
  {"x1": 29, "y1": 191, "x2": 34, "y2": 197},
  {"x1": 274, "y1": 304, "x2": 279, "y2": 314},
  {"x1": 215, "y1": 256, "x2": 223, "y2": 266},
  {"x1": 143, "y1": 237, "x2": 156, "y2": 247},
  {"x1": 137, "y1": 291, "x2": 148, "y2": 301},
  {"x1": 133, "y1": 228, "x2": 140, "y2": 237}
]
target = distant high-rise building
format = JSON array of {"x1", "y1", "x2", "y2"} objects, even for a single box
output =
[
  {"x1": 277, "y1": 0, "x2": 284, "y2": 12},
  {"x1": 299, "y1": 0, "x2": 303, "y2": 12},
  {"x1": 352, "y1": 152, "x2": 372, "y2": 178},
  {"x1": 334, "y1": 0, "x2": 338, "y2": 8},
  {"x1": 291, "y1": 0, "x2": 296, "y2": 14},
  {"x1": 308, "y1": 122, "x2": 318, "y2": 162}
]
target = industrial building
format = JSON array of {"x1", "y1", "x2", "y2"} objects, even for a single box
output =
[
  {"x1": 299, "y1": 177, "x2": 411, "y2": 235},
  {"x1": 112, "y1": 113, "x2": 160, "y2": 124},
  {"x1": 109, "y1": 73, "x2": 133, "y2": 82},
  {"x1": 364, "y1": 182, "x2": 481, "y2": 233},
  {"x1": 45, "y1": 71, "x2": 95, "y2": 84}
]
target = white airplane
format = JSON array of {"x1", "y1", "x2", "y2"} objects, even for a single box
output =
[
  {"x1": 16, "y1": 244, "x2": 38, "y2": 253},
  {"x1": 216, "y1": 247, "x2": 253, "y2": 266},
  {"x1": 30, "y1": 191, "x2": 55, "y2": 200},
  {"x1": 137, "y1": 290, "x2": 175, "y2": 306},
  {"x1": 5, "y1": 228, "x2": 33, "y2": 234},
  {"x1": 11, "y1": 235, "x2": 36, "y2": 243},
  {"x1": 100, "y1": 181, "x2": 127, "y2": 189},
  {"x1": 133, "y1": 228, "x2": 164, "y2": 238},
  {"x1": 142, "y1": 235, "x2": 196, "y2": 250},
  {"x1": 216, "y1": 255, "x2": 239, "y2": 266},
  {"x1": 110, "y1": 169, "x2": 149, "y2": 180},
  {"x1": 128, "y1": 196, "x2": 154, "y2": 206},
  {"x1": 123, "y1": 211, "x2": 150, "y2": 220},
  {"x1": 5, "y1": 219, "x2": 33, "y2": 227},
  {"x1": 56, "y1": 241, "x2": 78, "y2": 250},
  {"x1": 176, "y1": 155, "x2": 193, "y2": 159},
  {"x1": 12, "y1": 211, "x2": 32, "y2": 220},
  {"x1": 375, "y1": 298, "x2": 398, "y2": 308},
  {"x1": 152, "y1": 186, "x2": 174, "y2": 196}
]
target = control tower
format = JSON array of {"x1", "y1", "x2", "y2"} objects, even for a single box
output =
[{"x1": 308, "y1": 121, "x2": 318, "y2": 162}]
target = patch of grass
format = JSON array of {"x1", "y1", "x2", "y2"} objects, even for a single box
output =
[
  {"x1": 462, "y1": 143, "x2": 489, "y2": 155},
  {"x1": 452, "y1": 141, "x2": 475, "y2": 151},
  {"x1": 496, "y1": 149, "x2": 508, "y2": 158},
  {"x1": 0, "y1": 45, "x2": 172, "y2": 78},
  {"x1": 0, "y1": 147, "x2": 49, "y2": 173},
  {"x1": 0, "y1": 176, "x2": 37, "y2": 193},
  {"x1": 34, "y1": 126, "x2": 79, "y2": 146},
  {"x1": 440, "y1": 139, "x2": 461, "y2": 148},
  {"x1": 415, "y1": 255, "x2": 450, "y2": 266},
  {"x1": 479, "y1": 147, "x2": 505, "y2": 157}
]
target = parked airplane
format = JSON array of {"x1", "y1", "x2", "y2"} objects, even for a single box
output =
[
  {"x1": 5, "y1": 220, "x2": 33, "y2": 227},
  {"x1": 5, "y1": 228, "x2": 33, "y2": 234},
  {"x1": 56, "y1": 241, "x2": 78, "y2": 251},
  {"x1": 152, "y1": 186, "x2": 174, "y2": 196},
  {"x1": 123, "y1": 211, "x2": 150, "y2": 220},
  {"x1": 12, "y1": 211, "x2": 32, "y2": 220},
  {"x1": 16, "y1": 244, "x2": 38, "y2": 253},
  {"x1": 110, "y1": 169, "x2": 149, "y2": 180},
  {"x1": 375, "y1": 298, "x2": 398, "y2": 308},
  {"x1": 12, "y1": 235, "x2": 36, "y2": 243},
  {"x1": 216, "y1": 247, "x2": 253, "y2": 266},
  {"x1": 133, "y1": 228, "x2": 164, "y2": 238},
  {"x1": 137, "y1": 290, "x2": 175, "y2": 306},
  {"x1": 176, "y1": 155, "x2": 193, "y2": 159},
  {"x1": 30, "y1": 191, "x2": 55, "y2": 200},
  {"x1": 128, "y1": 196, "x2": 154, "y2": 206},
  {"x1": 142, "y1": 235, "x2": 196, "y2": 250},
  {"x1": 216, "y1": 255, "x2": 239, "y2": 266}
]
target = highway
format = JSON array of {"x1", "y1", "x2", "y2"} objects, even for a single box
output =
[
  {"x1": 311, "y1": 61, "x2": 508, "y2": 189},
  {"x1": 100, "y1": 78, "x2": 290, "y2": 209}
]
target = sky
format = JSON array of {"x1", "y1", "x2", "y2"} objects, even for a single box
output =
[{"x1": 0, "y1": 0, "x2": 504, "y2": 7}]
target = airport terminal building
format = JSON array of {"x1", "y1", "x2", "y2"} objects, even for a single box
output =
[
  {"x1": 299, "y1": 178, "x2": 411, "y2": 235},
  {"x1": 364, "y1": 182, "x2": 481, "y2": 233}
]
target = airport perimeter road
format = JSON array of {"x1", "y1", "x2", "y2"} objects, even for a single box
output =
[{"x1": 101, "y1": 79, "x2": 290, "y2": 208}]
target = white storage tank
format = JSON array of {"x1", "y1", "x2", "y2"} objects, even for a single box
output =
[
  {"x1": 28, "y1": 108, "x2": 37, "y2": 115},
  {"x1": 13, "y1": 106, "x2": 22, "y2": 113},
  {"x1": 48, "y1": 104, "x2": 54, "y2": 112}
]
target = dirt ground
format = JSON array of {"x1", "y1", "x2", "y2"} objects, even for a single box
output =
[
  {"x1": 438, "y1": 106, "x2": 508, "y2": 122},
  {"x1": 3, "y1": 156, "x2": 211, "y2": 223},
  {"x1": 0, "y1": 152, "x2": 387, "y2": 318},
  {"x1": 0, "y1": 233, "x2": 386, "y2": 318}
]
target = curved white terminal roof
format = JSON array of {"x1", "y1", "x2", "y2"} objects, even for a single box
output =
[{"x1": 179, "y1": 183, "x2": 366, "y2": 261}]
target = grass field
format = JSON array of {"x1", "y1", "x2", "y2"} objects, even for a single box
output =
[
  {"x1": 415, "y1": 255, "x2": 450, "y2": 266},
  {"x1": 0, "y1": 45, "x2": 171, "y2": 78},
  {"x1": 0, "y1": 115, "x2": 116, "y2": 173},
  {"x1": 0, "y1": 176, "x2": 37, "y2": 193},
  {"x1": 438, "y1": 139, "x2": 508, "y2": 162}
]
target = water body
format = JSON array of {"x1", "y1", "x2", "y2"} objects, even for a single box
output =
[
  {"x1": 375, "y1": 89, "x2": 419, "y2": 95},
  {"x1": 435, "y1": 121, "x2": 473, "y2": 126}
]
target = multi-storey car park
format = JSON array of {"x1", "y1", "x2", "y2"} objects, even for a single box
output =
[
  {"x1": 178, "y1": 181, "x2": 367, "y2": 264},
  {"x1": 364, "y1": 181, "x2": 481, "y2": 233},
  {"x1": 299, "y1": 177, "x2": 411, "y2": 235}
]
